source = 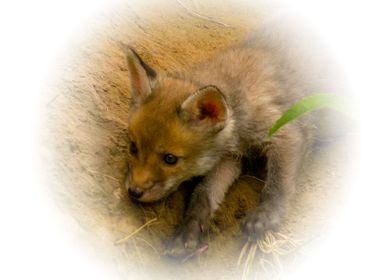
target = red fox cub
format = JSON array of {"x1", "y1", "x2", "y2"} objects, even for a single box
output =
[{"x1": 124, "y1": 28, "x2": 337, "y2": 257}]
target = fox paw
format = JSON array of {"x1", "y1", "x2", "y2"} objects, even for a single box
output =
[
  {"x1": 165, "y1": 219, "x2": 204, "y2": 258},
  {"x1": 243, "y1": 206, "x2": 281, "y2": 241}
]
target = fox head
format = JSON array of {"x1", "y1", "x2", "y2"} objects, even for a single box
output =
[{"x1": 124, "y1": 47, "x2": 234, "y2": 202}]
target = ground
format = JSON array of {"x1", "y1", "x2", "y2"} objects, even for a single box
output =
[{"x1": 41, "y1": 1, "x2": 353, "y2": 279}]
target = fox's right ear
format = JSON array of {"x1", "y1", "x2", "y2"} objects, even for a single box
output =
[{"x1": 125, "y1": 47, "x2": 157, "y2": 106}]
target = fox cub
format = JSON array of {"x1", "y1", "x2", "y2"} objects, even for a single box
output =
[{"x1": 124, "y1": 30, "x2": 333, "y2": 257}]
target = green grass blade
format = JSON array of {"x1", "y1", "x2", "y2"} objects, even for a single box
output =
[{"x1": 267, "y1": 93, "x2": 346, "y2": 138}]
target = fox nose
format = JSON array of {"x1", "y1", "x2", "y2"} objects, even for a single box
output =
[{"x1": 128, "y1": 187, "x2": 144, "y2": 199}]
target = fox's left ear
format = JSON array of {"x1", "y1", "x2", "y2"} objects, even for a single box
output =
[
  {"x1": 180, "y1": 85, "x2": 230, "y2": 132},
  {"x1": 125, "y1": 47, "x2": 157, "y2": 106}
]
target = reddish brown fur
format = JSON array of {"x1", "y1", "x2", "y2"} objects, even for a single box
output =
[{"x1": 124, "y1": 24, "x2": 342, "y2": 256}]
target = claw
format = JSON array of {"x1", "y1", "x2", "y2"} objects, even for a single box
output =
[{"x1": 181, "y1": 244, "x2": 209, "y2": 264}]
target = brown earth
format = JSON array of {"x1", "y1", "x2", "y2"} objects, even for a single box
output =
[{"x1": 41, "y1": 0, "x2": 353, "y2": 279}]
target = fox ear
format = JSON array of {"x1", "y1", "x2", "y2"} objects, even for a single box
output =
[
  {"x1": 125, "y1": 47, "x2": 157, "y2": 106},
  {"x1": 180, "y1": 85, "x2": 229, "y2": 132}
]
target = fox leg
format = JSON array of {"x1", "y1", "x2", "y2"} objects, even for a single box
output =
[
  {"x1": 166, "y1": 157, "x2": 241, "y2": 257},
  {"x1": 244, "y1": 130, "x2": 304, "y2": 240}
]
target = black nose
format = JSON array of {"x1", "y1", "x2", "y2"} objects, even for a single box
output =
[{"x1": 128, "y1": 188, "x2": 143, "y2": 199}]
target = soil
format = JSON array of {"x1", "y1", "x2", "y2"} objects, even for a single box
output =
[{"x1": 41, "y1": 1, "x2": 354, "y2": 279}]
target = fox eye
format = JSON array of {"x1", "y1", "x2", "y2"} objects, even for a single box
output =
[
  {"x1": 129, "y1": 142, "x2": 138, "y2": 155},
  {"x1": 163, "y1": 154, "x2": 178, "y2": 165}
]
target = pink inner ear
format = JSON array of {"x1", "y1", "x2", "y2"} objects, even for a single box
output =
[
  {"x1": 199, "y1": 100, "x2": 222, "y2": 120},
  {"x1": 129, "y1": 62, "x2": 145, "y2": 96},
  {"x1": 134, "y1": 76, "x2": 142, "y2": 93}
]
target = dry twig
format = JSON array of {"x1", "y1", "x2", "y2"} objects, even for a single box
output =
[{"x1": 176, "y1": 0, "x2": 231, "y2": 28}]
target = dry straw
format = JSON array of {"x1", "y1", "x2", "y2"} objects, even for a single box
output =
[
  {"x1": 238, "y1": 231, "x2": 298, "y2": 280},
  {"x1": 115, "y1": 218, "x2": 158, "y2": 245}
]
